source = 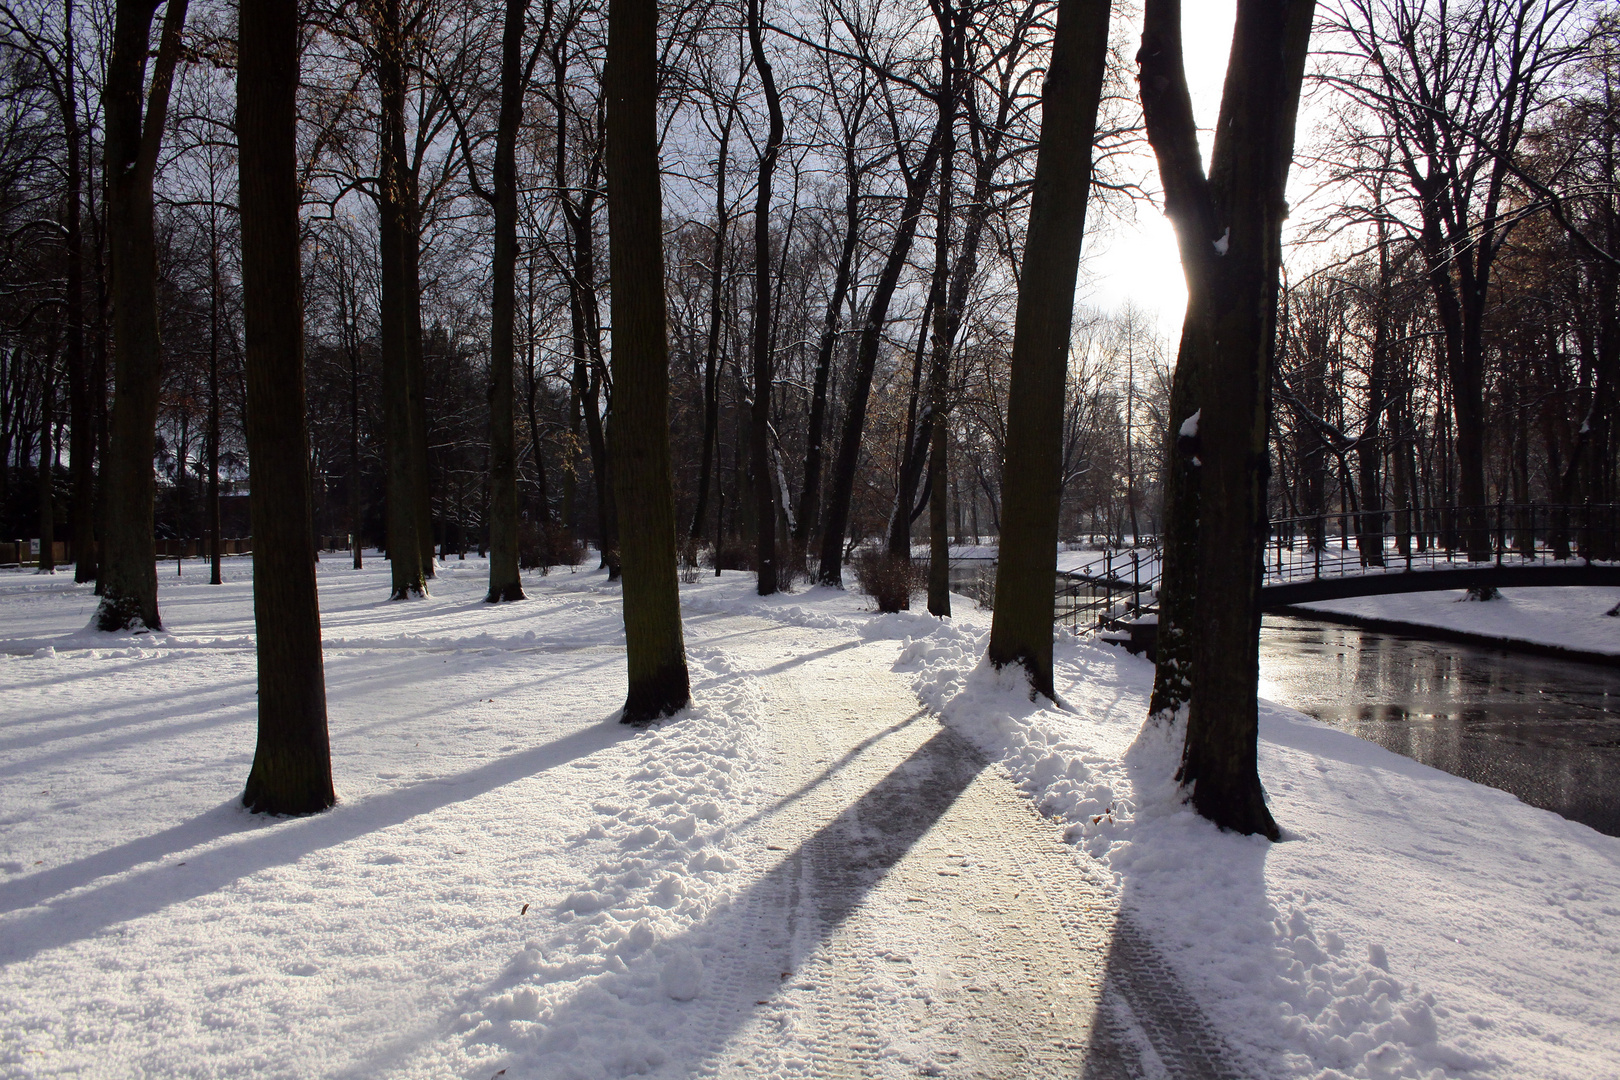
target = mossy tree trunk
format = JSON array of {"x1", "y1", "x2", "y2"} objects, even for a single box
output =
[
  {"x1": 985, "y1": 0, "x2": 1112, "y2": 698},
  {"x1": 1140, "y1": 0, "x2": 1315, "y2": 840},
  {"x1": 238, "y1": 0, "x2": 335, "y2": 816},
  {"x1": 605, "y1": 0, "x2": 689, "y2": 723}
]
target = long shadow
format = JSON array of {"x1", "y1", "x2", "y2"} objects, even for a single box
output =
[
  {"x1": 454, "y1": 724, "x2": 989, "y2": 1078},
  {"x1": 0, "y1": 718, "x2": 630, "y2": 965},
  {"x1": 0, "y1": 674, "x2": 258, "y2": 755},
  {"x1": 752, "y1": 639, "x2": 865, "y2": 676}
]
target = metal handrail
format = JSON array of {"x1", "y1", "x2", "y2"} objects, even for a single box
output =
[{"x1": 1053, "y1": 502, "x2": 1620, "y2": 632}]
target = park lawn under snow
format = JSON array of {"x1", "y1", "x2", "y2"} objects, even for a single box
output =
[
  {"x1": 0, "y1": 555, "x2": 1617, "y2": 1079},
  {"x1": 1297, "y1": 586, "x2": 1620, "y2": 658}
]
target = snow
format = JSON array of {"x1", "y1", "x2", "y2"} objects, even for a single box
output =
[
  {"x1": 3, "y1": 557, "x2": 1619, "y2": 1079},
  {"x1": 900, "y1": 620, "x2": 1620, "y2": 1080},
  {"x1": 1297, "y1": 586, "x2": 1620, "y2": 658},
  {"x1": 1213, "y1": 229, "x2": 1230, "y2": 256},
  {"x1": 1180, "y1": 408, "x2": 1202, "y2": 438}
]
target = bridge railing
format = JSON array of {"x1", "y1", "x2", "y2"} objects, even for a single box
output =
[
  {"x1": 1265, "y1": 502, "x2": 1620, "y2": 585},
  {"x1": 1052, "y1": 502, "x2": 1620, "y2": 631}
]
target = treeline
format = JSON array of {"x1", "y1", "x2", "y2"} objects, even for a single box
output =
[
  {"x1": 0, "y1": 0, "x2": 1156, "y2": 598},
  {"x1": 0, "y1": 0, "x2": 1613, "y2": 601},
  {"x1": 1273, "y1": 0, "x2": 1619, "y2": 560}
]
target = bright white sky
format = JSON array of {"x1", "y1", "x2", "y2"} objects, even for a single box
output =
[{"x1": 1077, "y1": 0, "x2": 1239, "y2": 339}]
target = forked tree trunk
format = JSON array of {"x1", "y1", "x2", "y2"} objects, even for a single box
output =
[
  {"x1": 238, "y1": 0, "x2": 334, "y2": 816},
  {"x1": 689, "y1": 84, "x2": 738, "y2": 543},
  {"x1": 793, "y1": 146, "x2": 860, "y2": 552},
  {"x1": 748, "y1": 0, "x2": 784, "y2": 595},
  {"x1": 985, "y1": 0, "x2": 1112, "y2": 697},
  {"x1": 485, "y1": 0, "x2": 531, "y2": 603},
  {"x1": 1142, "y1": 0, "x2": 1314, "y2": 840},
  {"x1": 816, "y1": 112, "x2": 948, "y2": 586},
  {"x1": 605, "y1": 0, "x2": 689, "y2": 722},
  {"x1": 95, "y1": 0, "x2": 187, "y2": 630}
]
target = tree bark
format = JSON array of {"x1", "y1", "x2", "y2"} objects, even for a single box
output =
[
  {"x1": 1141, "y1": 0, "x2": 1314, "y2": 840},
  {"x1": 605, "y1": 0, "x2": 690, "y2": 722},
  {"x1": 926, "y1": 410, "x2": 950, "y2": 615},
  {"x1": 38, "y1": 351, "x2": 55, "y2": 573},
  {"x1": 62, "y1": 0, "x2": 94, "y2": 583},
  {"x1": 376, "y1": 0, "x2": 425, "y2": 600},
  {"x1": 985, "y1": 0, "x2": 1111, "y2": 696},
  {"x1": 486, "y1": 0, "x2": 531, "y2": 603},
  {"x1": 238, "y1": 0, "x2": 335, "y2": 816},
  {"x1": 95, "y1": 0, "x2": 188, "y2": 630},
  {"x1": 748, "y1": 0, "x2": 784, "y2": 594}
]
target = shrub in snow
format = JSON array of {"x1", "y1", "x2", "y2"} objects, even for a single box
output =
[{"x1": 852, "y1": 550, "x2": 923, "y2": 613}]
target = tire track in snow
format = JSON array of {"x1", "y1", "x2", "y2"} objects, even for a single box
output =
[{"x1": 684, "y1": 622, "x2": 1238, "y2": 1078}]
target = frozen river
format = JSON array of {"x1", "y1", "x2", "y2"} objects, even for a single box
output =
[{"x1": 1259, "y1": 615, "x2": 1620, "y2": 837}]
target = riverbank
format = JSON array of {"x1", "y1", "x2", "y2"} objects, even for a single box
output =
[{"x1": 1293, "y1": 586, "x2": 1620, "y2": 663}]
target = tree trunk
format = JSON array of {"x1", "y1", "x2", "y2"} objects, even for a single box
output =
[
  {"x1": 486, "y1": 0, "x2": 530, "y2": 603},
  {"x1": 816, "y1": 112, "x2": 948, "y2": 586},
  {"x1": 689, "y1": 92, "x2": 737, "y2": 543},
  {"x1": 38, "y1": 352, "x2": 55, "y2": 574},
  {"x1": 238, "y1": 0, "x2": 335, "y2": 816},
  {"x1": 794, "y1": 148, "x2": 861, "y2": 552},
  {"x1": 1141, "y1": 0, "x2": 1314, "y2": 840},
  {"x1": 605, "y1": 0, "x2": 689, "y2": 722},
  {"x1": 926, "y1": 411, "x2": 950, "y2": 615},
  {"x1": 405, "y1": 207, "x2": 435, "y2": 578},
  {"x1": 207, "y1": 207, "x2": 223, "y2": 585},
  {"x1": 95, "y1": 0, "x2": 187, "y2": 631},
  {"x1": 376, "y1": 0, "x2": 425, "y2": 600},
  {"x1": 748, "y1": 0, "x2": 784, "y2": 594},
  {"x1": 985, "y1": 0, "x2": 1111, "y2": 696},
  {"x1": 62, "y1": 0, "x2": 94, "y2": 584}
]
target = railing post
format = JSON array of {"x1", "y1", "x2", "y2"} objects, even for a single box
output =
[
  {"x1": 1314, "y1": 522, "x2": 1321, "y2": 581},
  {"x1": 1496, "y1": 498, "x2": 1505, "y2": 568}
]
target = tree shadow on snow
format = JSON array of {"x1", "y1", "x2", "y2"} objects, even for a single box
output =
[
  {"x1": 454, "y1": 725, "x2": 999, "y2": 1077},
  {"x1": 0, "y1": 718, "x2": 632, "y2": 965}
]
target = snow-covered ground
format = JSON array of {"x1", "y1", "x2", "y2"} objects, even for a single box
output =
[
  {"x1": 2, "y1": 556, "x2": 1617, "y2": 1079},
  {"x1": 1296, "y1": 587, "x2": 1620, "y2": 658}
]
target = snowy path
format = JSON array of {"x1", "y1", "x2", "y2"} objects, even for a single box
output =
[{"x1": 675, "y1": 616, "x2": 1233, "y2": 1079}]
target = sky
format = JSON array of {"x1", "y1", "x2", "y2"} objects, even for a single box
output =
[{"x1": 1077, "y1": 0, "x2": 1236, "y2": 339}]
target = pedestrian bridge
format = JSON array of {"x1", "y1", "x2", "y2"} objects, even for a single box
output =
[{"x1": 1056, "y1": 503, "x2": 1620, "y2": 628}]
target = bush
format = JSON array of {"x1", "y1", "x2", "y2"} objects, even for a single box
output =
[
  {"x1": 679, "y1": 539, "x2": 703, "y2": 584},
  {"x1": 852, "y1": 550, "x2": 922, "y2": 613},
  {"x1": 710, "y1": 542, "x2": 753, "y2": 572},
  {"x1": 519, "y1": 522, "x2": 586, "y2": 573}
]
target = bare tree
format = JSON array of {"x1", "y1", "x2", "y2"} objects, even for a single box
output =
[
  {"x1": 1141, "y1": 0, "x2": 1315, "y2": 839},
  {"x1": 238, "y1": 0, "x2": 334, "y2": 815},
  {"x1": 605, "y1": 0, "x2": 689, "y2": 722},
  {"x1": 985, "y1": 0, "x2": 1111, "y2": 696},
  {"x1": 95, "y1": 0, "x2": 187, "y2": 630}
]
